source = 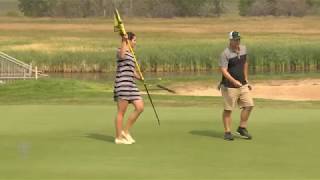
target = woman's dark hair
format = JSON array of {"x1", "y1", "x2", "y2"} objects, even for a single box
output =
[{"x1": 127, "y1": 32, "x2": 136, "y2": 40}]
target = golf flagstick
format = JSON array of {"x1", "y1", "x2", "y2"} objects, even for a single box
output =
[{"x1": 114, "y1": 9, "x2": 160, "y2": 126}]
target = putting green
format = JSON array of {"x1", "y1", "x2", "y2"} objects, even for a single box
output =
[{"x1": 1, "y1": 105, "x2": 319, "y2": 179}]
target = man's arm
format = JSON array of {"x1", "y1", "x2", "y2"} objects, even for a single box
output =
[
  {"x1": 220, "y1": 67, "x2": 242, "y2": 87},
  {"x1": 244, "y1": 57, "x2": 252, "y2": 90},
  {"x1": 244, "y1": 60, "x2": 248, "y2": 83}
]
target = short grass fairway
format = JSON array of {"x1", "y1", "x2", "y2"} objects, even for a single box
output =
[{"x1": 1, "y1": 105, "x2": 320, "y2": 179}]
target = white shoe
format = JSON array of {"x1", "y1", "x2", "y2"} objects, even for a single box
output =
[
  {"x1": 121, "y1": 131, "x2": 136, "y2": 144},
  {"x1": 114, "y1": 138, "x2": 132, "y2": 145}
]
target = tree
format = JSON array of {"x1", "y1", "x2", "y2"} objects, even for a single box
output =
[
  {"x1": 53, "y1": 0, "x2": 81, "y2": 17},
  {"x1": 306, "y1": 0, "x2": 320, "y2": 15},
  {"x1": 276, "y1": 0, "x2": 307, "y2": 17},
  {"x1": 171, "y1": 0, "x2": 207, "y2": 17},
  {"x1": 213, "y1": 0, "x2": 224, "y2": 17},
  {"x1": 199, "y1": 0, "x2": 224, "y2": 17},
  {"x1": 150, "y1": 0, "x2": 176, "y2": 18},
  {"x1": 249, "y1": 0, "x2": 276, "y2": 16},
  {"x1": 239, "y1": 0, "x2": 308, "y2": 17},
  {"x1": 239, "y1": 0, "x2": 255, "y2": 16},
  {"x1": 18, "y1": 0, "x2": 57, "y2": 17}
]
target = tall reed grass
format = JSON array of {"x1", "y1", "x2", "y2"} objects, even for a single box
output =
[{"x1": 1, "y1": 17, "x2": 320, "y2": 73}]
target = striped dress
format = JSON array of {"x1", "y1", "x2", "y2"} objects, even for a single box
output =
[{"x1": 113, "y1": 49, "x2": 142, "y2": 103}]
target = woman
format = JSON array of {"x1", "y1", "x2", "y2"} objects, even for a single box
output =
[{"x1": 114, "y1": 32, "x2": 144, "y2": 145}]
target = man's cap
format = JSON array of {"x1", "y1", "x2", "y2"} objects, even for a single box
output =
[{"x1": 229, "y1": 31, "x2": 241, "y2": 40}]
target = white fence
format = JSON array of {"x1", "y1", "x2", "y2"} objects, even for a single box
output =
[{"x1": 0, "y1": 52, "x2": 44, "y2": 80}]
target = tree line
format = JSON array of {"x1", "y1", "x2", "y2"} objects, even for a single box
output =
[
  {"x1": 17, "y1": 0, "x2": 320, "y2": 18},
  {"x1": 239, "y1": 0, "x2": 320, "y2": 17},
  {"x1": 17, "y1": 0, "x2": 224, "y2": 18}
]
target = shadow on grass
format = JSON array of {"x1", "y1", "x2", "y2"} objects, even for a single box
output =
[
  {"x1": 85, "y1": 133, "x2": 114, "y2": 143},
  {"x1": 189, "y1": 130, "x2": 223, "y2": 139}
]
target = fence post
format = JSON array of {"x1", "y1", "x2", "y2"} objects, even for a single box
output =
[
  {"x1": 35, "y1": 66, "x2": 38, "y2": 80},
  {"x1": 29, "y1": 63, "x2": 32, "y2": 77}
]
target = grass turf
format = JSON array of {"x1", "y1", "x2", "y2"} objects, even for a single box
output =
[
  {"x1": 1, "y1": 78, "x2": 320, "y2": 179},
  {"x1": 0, "y1": 105, "x2": 319, "y2": 179}
]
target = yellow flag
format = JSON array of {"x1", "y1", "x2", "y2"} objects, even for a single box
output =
[{"x1": 113, "y1": 9, "x2": 126, "y2": 36}]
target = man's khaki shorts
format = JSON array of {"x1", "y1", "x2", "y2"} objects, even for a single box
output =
[{"x1": 221, "y1": 84, "x2": 254, "y2": 110}]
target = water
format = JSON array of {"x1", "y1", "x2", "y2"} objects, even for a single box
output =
[
  {"x1": 47, "y1": 71, "x2": 320, "y2": 82},
  {"x1": 48, "y1": 71, "x2": 222, "y2": 82}
]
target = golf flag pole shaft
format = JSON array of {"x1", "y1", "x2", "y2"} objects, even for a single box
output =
[
  {"x1": 114, "y1": 9, "x2": 160, "y2": 126},
  {"x1": 126, "y1": 41, "x2": 160, "y2": 126}
]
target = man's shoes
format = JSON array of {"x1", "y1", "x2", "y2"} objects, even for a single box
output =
[
  {"x1": 224, "y1": 132, "x2": 234, "y2": 141},
  {"x1": 237, "y1": 127, "x2": 252, "y2": 140}
]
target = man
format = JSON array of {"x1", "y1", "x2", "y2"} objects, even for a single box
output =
[{"x1": 218, "y1": 31, "x2": 254, "y2": 141}]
